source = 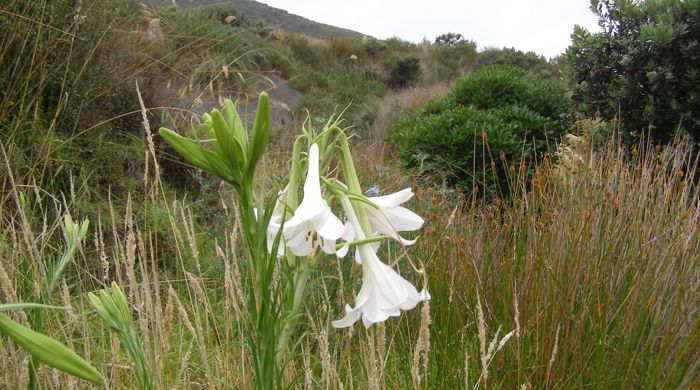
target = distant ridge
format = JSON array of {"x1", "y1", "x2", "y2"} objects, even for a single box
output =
[{"x1": 143, "y1": 0, "x2": 367, "y2": 39}]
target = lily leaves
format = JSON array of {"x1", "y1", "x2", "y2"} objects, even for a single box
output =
[
  {"x1": 248, "y1": 92, "x2": 270, "y2": 177},
  {"x1": 89, "y1": 282, "x2": 153, "y2": 390},
  {"x1": 0, "y1": 309, "x2": 103, "y2": 385},
  {"x1": 159, "y1": 92, "x2": 270, "y2": 186}
]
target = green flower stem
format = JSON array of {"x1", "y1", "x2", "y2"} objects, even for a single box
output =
[
  {"x1": 336, "y1": 236, "x2": 387, "y2": 250},
  {"x1": 29, "y1": 216, "x2": 88, "y2": 390},
  {"x1": 276, "y1": 135, "x2": 308, "y2": 365}
]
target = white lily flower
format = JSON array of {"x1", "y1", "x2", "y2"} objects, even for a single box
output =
[
  {"x1": 265, "y1": 186, "x2": 287, "y2": 256},
  {"x1": 332, "y1": 197, "x2": 430, "y2": 329},
  {"x1": 365, "y1": 188, "x2": 424, "y2": 246},
  {"x1": 282, "y1": 143, "x2": 345, "y2": 257}
]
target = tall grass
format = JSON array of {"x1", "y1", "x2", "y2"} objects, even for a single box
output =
[
  {"x1": 2, "y1": 113, "x2": 698, "y2": 388},
  {"x1": 417, "y1": 135, "x2": 700, "y2": 388}
]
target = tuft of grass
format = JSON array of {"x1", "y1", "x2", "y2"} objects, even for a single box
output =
[{"x1": 414, "y1": 135, "x2": 700, "y2": 388}]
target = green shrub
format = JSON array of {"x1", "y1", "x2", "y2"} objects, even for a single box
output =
[
  {"x1": 449, "y1": 65, "x2": 570, "y2": 118},
  {"x1": 388, "y1": 55, "x2": 421, "y2": 88},
  {"x1": 364, "y1": 38, "x2": 388, "y2": 59},
  {"x1": 564, "y1": 0, "x2": 700, "y2": 142},
  {"x1": 392, "y1": 65, "x2": 572, "y2": 195}
]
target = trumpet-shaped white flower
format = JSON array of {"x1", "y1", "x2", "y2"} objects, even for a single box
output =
[
  {"x1": 365, "y1": 188, "x2": 423, "y2": 246},
  {"x1": 282, "y1": 143, "x2": 345, "y2": 257},
  {"x1": 265, "y1": 186, "x2": 287, "y2": 256},
  {"x1": 332, "y1": 197, "x2": 430, "y2": 328}
]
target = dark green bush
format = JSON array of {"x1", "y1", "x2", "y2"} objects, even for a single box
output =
[
  {"x1": 564, "y1": 0, "x2": 700, "y2": 142},
  {"x1": 387, "y1": 55, "x2": 421, "y2": 89},
  {"x1": 392, "y1": 65, "x2": 572, "y2": 195},
  {"x1": 449, "y1": 65, "x2": 570, "y2": 118}
]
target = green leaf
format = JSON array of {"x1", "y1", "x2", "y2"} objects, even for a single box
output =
[
  {"x1": 223, "y1": 99, "x2": 248, "y2": 152},
  {"x1": 248, "y1": 92, "x2": 270, "y2": 175},
  {"x1": 159, "y1": 128, "x2": 213, "y2": 173},
  {"x1": 0, "y1": 303, "x2": 65, "y2": 312},
  {"x1": 110, "y1": 282, "x2": 131, "y2": 324},
  {"x1": 0, "y1": 313, "x2": 103, "y2": 384},
  {"x1": 203, "y1": 148, "x2": 239, "y2": 184},
  {"x1": 211, "y1": 109, "x2": 244, "y2": 171}
]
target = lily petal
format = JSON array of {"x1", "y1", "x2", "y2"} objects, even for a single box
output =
[
  {"x1": 363, "y1": 188, "x2": 424, "y2": 246},
  {"x1": 367, "y1": 188, "x2": 414, "y2": 208},
  {"x1": 336, "y1": 222, "x2": 355, "y2": 258},
  {"x1": 333, "y1": 197, "x2": 429, "y2": 329},
  {"x1": 282, "y1": 143, "x2": 344, "y2": 257}
]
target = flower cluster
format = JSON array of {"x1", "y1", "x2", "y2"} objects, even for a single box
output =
[
  {"x1": 159, "y1": 96, "x2": 428, "y2": 386},
  {"x1": 271, "y1": 140, "x2": 430, "y2": 328}
]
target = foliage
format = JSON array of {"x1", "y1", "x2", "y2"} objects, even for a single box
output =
[
  {"x1": 384, "y1": 36, "x2": 418, "y2": 51},
  {"x1": 475, "y1": 47, "x2": 560, "y2": 81},
  {"x1": 0, "y1": 0, "x2": 175, "y2": 250},
  {"x1": 89, "y1": 283, "x2": 153, "y2": 390},
  {"x1": 387, "y1": 55, "x2": 421, "y2": 89},
  {"x1": 392, "y1": 65, "x2": 572, "y2": 195},
  {"x1": 0, "y1": 312, "x2": 102, "y2": 385},
  {"x1": 3, "y1": 128, "x2": 698, "y2": 389},
  {"x1": 564, "y1": 0, "x2": 700, "y2": 142},
  {"x1": 434, "y1": 32, "x2": 470, "y2": 46},
  {"x1": 364, "y1": 37, "x2": 389, "y2": 59},
  {"x1": 420, "y1": 137, "x2": 700, "y2": 388},
  {"x1": 142, "y1": 0, "x2": 365, "y2": 39},
  {"x1": 155, "y1": 6, "x2": 292, "y2": 86},
  {"x1": 3, "y1": 1, "x2": 698, "y2": 389},
  {"x1": 0, "y1": 215, "x2": 101, "y2": 387},
  {"x1": 426, "y1": 37, "x2": 477, "y2": 81},
  {"x1": 161, "y1": 96, "x2": 291, "y2": 389}
]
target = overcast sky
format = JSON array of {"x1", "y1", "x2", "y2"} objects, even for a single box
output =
[{"x1": 260, "y1": 0, "x2": 602, "y2": 58}]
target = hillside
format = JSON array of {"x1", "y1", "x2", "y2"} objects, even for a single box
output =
[{"x1": 143, "y1": 0, "x2": 367, "y2": 39}]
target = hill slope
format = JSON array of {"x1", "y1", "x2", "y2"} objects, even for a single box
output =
[{"x1": 143, "y1": 0, "x2": 367, "y2": 39}]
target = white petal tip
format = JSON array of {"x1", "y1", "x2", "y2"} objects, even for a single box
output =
[{"x1": 332, "y1": 305, "x2": 361, "y2": 328}]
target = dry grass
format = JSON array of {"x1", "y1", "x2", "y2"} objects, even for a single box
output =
[
  {"x1": 374, "y1": 80, "x2": 453, "y2": 140},
  {"x1": 3, "y1": 116, "x2": 699, "y2": 388}
]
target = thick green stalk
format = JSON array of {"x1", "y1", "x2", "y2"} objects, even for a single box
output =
[
  {"x1": 28, "y1": 217, "x2": 87, "y2": 390},
  {"x1": 275, "y1": 136, "x2": 307, "y2": 365}
]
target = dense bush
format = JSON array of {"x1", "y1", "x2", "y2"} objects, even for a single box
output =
[
  {"x1": 392, "y1": 65, "x2": 572, "y2": 195},
  {"x1": 565, "y1": 0, "x2": 700, "y2": 142},
  {"x1": 387, "y1": 55, "x2": 421, "y2": 88}
]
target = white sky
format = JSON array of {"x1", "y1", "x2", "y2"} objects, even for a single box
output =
[{"x1": 260, "y1": 0, "x2": 602, "y2": 58}]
